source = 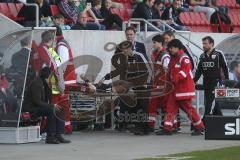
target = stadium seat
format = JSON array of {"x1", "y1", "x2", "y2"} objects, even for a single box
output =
[
  {"x1": 216, "y1": 0, "x2": 240, "y2": 9},
  {"x1": 15, "y1": 3, "x2": 23, "y2": 12},
  {"x1": 50, "y1": 5, "x2": 72, "y2": 24},
  {"x1": 8, "y1": 3, "x2": 19, "y2": 17},
  {"x1": 50, "y1": 5, "x2": 60, "y2": 16},
  {"x1": 180, "y1": 12, "x2": 212, "y2": 32},
  {"x1": 0, "y1": 3, "x2": 24, "y2": 21},
  {"x1": 0, "y1": 3, "x2": 13, "y2": 18}
]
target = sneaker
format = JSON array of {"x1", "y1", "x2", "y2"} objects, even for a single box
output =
[
  {"x1": 155, "y1": 129, "x2": 173, "y2": 135},
  {"x1": 191, "y1": 128, "x2": 205, "y2": 136},
  {"x1": 55, "y1": 134, "x2": 71, "y2": 143},
  {"x1": 45, "y1": 136, "x2": 60, "y2": 144}
]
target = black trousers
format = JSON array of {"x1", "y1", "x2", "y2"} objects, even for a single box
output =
[
  {"x1": 31, "y1": 106, "x2": 65, "y2": 136},
  {"x1": 204, "y1": 89, "x2": 223, "y2": 117},
  {"x1": 102, "y1": 14, "x2": 123, "y2": 29}
]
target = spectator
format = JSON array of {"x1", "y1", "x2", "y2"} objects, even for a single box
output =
[
  {"x1": 92, "y1": 0, "x2": 123, "y2": 30},
  {"x1": 18, "y1": 0, "x2": 52, "y2": 27},
  {"x1": 78, "y1": 0, "x2": 101, "y2": 24},
  {"x1": 132, "y1": 0, "x2": 165, "y2": 31},
  {"x1": 71, "y1": 12, "x2": 102, "y2": 30},
  {"x1": 58, "y1": 0, "x2": 79, "y2": 24},
  {"x1": 52, "y1": 13, "x2": 71, "y2": 30},
  {"x1": 161, "y1": 0, "x2": 189, "y2": 30},
  {"x1": 151, "y1": 0, "x2": 165, "y2": 27},
  {"x1": 185, "y1": 0, "x2": 216, "y2": 21},
  {"x1": 229, "y1": 61, "x2": 240, "y2": 81},
  {"x1": 23, "y1": 67, "x2": 71, "y2": 144}
]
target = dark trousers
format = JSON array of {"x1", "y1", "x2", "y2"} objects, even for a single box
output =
[
  {"x1": 118, "y1": 96, "x2": 149, "y2": 132},
  {"x1": 204, "y1": 89, "x2": 223, "y2": 117},
  {"x1": 102, "y1": 14, "x2": 123, "y2": 29},
  {"x1": 31, "y1": 106, "x2": 65, "y2": 136}
]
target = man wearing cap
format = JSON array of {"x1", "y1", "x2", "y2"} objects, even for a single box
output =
[{"x1": 102, "y1": 40, "x2": 152, "y2": 135}]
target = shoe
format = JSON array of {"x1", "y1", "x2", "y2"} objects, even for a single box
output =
[
  {"x1": 191, "y1": 128, "x2": 205, "y2": 136},
  {"x1": 55, "y1": 134, "x2": 71, "y2": 143},
  {"x1": 155, "y1": 129, "x2": 173, "y2": 135},
  {"x1": 132, "y1": 125, "x2": 149, "y2": 135},
  {"x1": 45, "y1": 136, "x2": 60, "y2": 144}
]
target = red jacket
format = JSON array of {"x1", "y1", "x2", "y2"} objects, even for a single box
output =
[
  {"x1": 168, "y1": 49, "x2": 195, "y2": 100},
  {"x1": 151, "y1": 48, "x2": 170, "y2": 85},
  {"x1": 38, "y1": 42, "x2": 58, "y2": 71},
  {"x1": 56, "y1": 36, "x2": 77, "y2": 86}
]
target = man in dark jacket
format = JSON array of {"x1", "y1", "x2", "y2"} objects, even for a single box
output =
[
  {"x1": 161, "y1": 0, "x2": 189, "y2": 30},
  {"x1": 23, "y1": 67, "x2": 71, "y2": 144},
  {"x1": 132, "y1": 0, "x2": 165, "y2": 31},
  {"x1": 103, "y1": 41, "x2": 151, "y2": 135},
  {"x1": 194, "y1": 36, "x2": 229, "y2": 119}
]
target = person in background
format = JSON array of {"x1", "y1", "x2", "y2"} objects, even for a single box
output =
[
  {"x1": 124, "y1": 26, "x2": 148, "y2": 60},
  {"x1": 229, "y1": 61, "x2": 240, "y2": 81},
  {"x1": 148, "y1": 34, "x2": 170, "y2": 130},
  {"x1": 194, "y1": 36, "x2": 229, "y2": 120},
  {"x1": 132, "y1": 0, "x2": 166, "y2": 31},
  {"x1": 18, "y1": 0, "x2": 52, "y2": 27},
  {"x1": 55, "y1": 26, "x2": 77, "y2": 134},
  {"x1": 161, "y1": 0, "x2": 189, "y2": 30},
  {"x1": 157, "y1": 39, "x2": 205, "y2": 136},
  {"x1": 52, "y1": 13, "x2": 71, "y2": 30},
  {"x1": 23, "y1": 67, "x2": 71, "y2": 144},
  {"x1": 71, "y1": 12, "x2": 102, "y2": 30},
  {"x1": 94, "y1": 0, "x2": 123, "y2": 30}
]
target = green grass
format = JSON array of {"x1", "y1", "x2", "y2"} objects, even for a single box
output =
[{"x1": 138, "y1": 146, "x2": 240, "y2": 160}]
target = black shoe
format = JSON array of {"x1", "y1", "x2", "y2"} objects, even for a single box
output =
[
  {"x1": 55, "y1": 134, "x2": 71, "y2": 143},
  {"x1": 155, "y1": 129, "x2": 173, "y2": 135},
  {"x1": 191, "y1": 129, "x2": 205, "y2": 136},
  {"x1": 45, "y1": 136, "x2": 60, "y2": 144},
  {"x1": 132, "y1": 126, "x2": 149, "y2": 135}
]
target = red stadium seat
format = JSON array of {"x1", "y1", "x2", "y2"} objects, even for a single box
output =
[
  {"x1": 7, "y1": 3, "x2": 18, "y2": 17},
  {"x1": 0, "y1": 3, "x2": 24, "y2": 21},
  {"x1": 0, "y1": 3, "x2": 13, "y2": 18},
  {"x1": 50, "y1": 5, "x2": 60, "y2": 16},
  {"x1": 15, "y1": 3, "x2": 23, "y2": 12},
  {"x1": 50, "y1": 5, "x2": 72, "y2": 24}
]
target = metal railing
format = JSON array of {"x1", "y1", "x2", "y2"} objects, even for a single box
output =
[{"x1": 125, "y1": 18, "x2": 203, "y2": 52}]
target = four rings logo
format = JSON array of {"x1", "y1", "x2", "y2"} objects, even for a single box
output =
[{"x1": 202, "y1": 62, "x2": 214, "y2": 67}]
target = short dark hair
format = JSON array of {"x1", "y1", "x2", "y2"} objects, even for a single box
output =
[
  {"x1": 152, "y1": 34, "x2": 164, "y2": 44},
  {"x1": 20, "y1": 36, "x2": 30, "y2": 47},
  {"x1": 118, "y1": 41, "x2": 133, "y2": 50},
  {"x1": 202, "y1": 36, "x2": 214, "y2": 44},
  {"x1": 162, "y1": 30, "x2": 175, "y2": 38},
  {"x1": 92, "y1": 0, "x2": 101, "y2": 6},
  {"x1": 154, "y1": 0, "x2": 164, "y2": 5},
  {"x1": 125, "y1": 26, "x2": 136, "y2": 33},
  {"x1": 230, "y1": 61, "x2": 239, "y2": 71},
  {"x1": 41, "y1": 31, "x2": 55, "y2": 43},
  {"x1": 167, "y1": 39, "x2": 183, "y2": 49},
  {"x1": 53, "y1": 13, "x2": 64, "y2": 19},
  {"x1": 40, "y1": 67, "x2": 52, "y2": 79},
  {"x1": 53, "y1": 25, "x2": 63, "y2": 36}
]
